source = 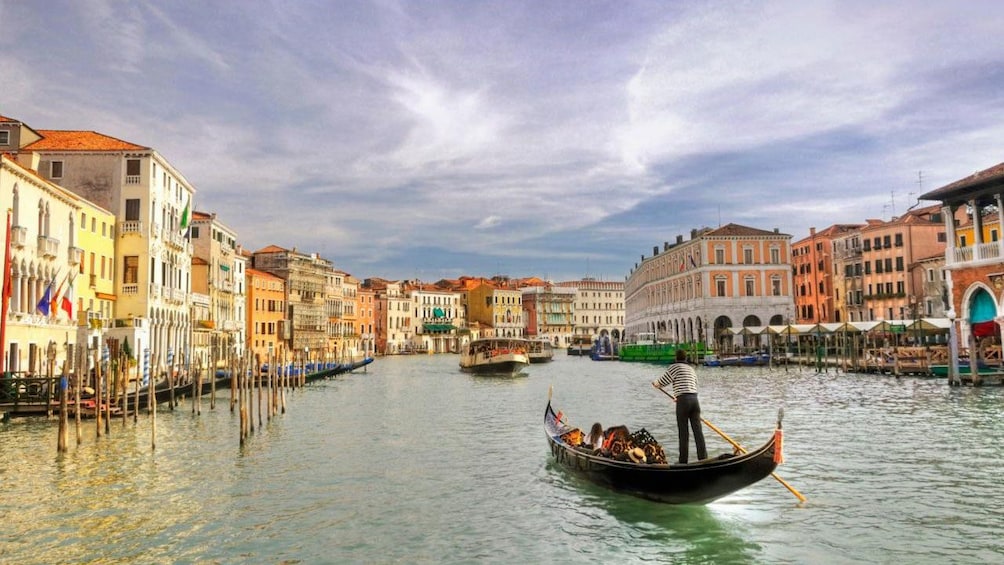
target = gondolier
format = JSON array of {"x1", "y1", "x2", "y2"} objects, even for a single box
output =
[{"x1": 652, "y1": 349, "x2": 708, "y2": 464}]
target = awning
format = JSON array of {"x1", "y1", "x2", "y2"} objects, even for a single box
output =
[{"x1": 423, "y1": 323, "x2": 456, "y2": 332}]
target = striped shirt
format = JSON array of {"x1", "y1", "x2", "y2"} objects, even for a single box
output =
[{"x1": 655, "y1": 362, "x2": 699, "y2": 396}]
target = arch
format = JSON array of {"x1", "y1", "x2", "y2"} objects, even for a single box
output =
[
  {"x1": 743, "y1": 315, "x2": 761, "y2": 327},
  {"x1": 968, "y1": 287, "x2": 996, "y2": 323},
  {"x1": 769, "y1": 314, "x2": 785, "y2": 325}
]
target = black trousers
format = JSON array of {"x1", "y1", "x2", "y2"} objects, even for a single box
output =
[{"x1": 676, "y1": 393, "x2": 708, "y2": 463}]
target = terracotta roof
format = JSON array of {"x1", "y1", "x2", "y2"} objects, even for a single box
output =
[
  {"x1": 192, "y1": 211, "x2": 212, "y2": 221},
  {"x1": 0, "y1": 115, "x2": 17, "y2": 123},
  {"x1": 24, "y1": 130, "x2": 148, "y2": 152},
  {"x1": 920, "y1": 161, "x2": 1004, "y2": 201},
  {"x1": 703, "y1": 223, "x2": 788, "y2": 237},
  {"x1": 192, "y1": 257, "x2": 209, "y2": 266},
  {"x1": 254, "y1": 244, "x2": 288, "y2": 253}
]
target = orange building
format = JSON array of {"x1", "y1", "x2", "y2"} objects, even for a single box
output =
[
  {"x1": 858, "y1": 205, "x2": 946, "y2": 323},
  {"x1": 246, "y1": 267, "x2": 285, "y2": 362},
  {"x1": 792, "y1": 224, "x2": 863, "y2": 323}
]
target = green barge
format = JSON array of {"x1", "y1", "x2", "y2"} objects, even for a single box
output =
[{"x1": 618, "y1": 334, "x2": 712, "y2": 363}]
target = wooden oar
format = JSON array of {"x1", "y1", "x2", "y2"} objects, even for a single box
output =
[{"x1": 654, "y1": 385, "x2": 807, "y2": 503}]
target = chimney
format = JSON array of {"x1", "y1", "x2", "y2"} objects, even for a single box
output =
[
  {"x1": 677, "y1": 235, "x2": 684, "y2": 244},
  {"x1": 664, "y1": 241, "x2": 670, "y2": 251},
  {"x1": 653, "y1": 246, "x2": 659, "y2": 256},
  {"x1": 809, "y1": 227, "x2": 816, "y2": 236},
  {"x1": 774, "y1": 228, "x2": 780, "y2": 233}
]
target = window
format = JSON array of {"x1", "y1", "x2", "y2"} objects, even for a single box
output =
[
  {"x1": 745, "y1": 278, "x2": 755, "y2": 296},
  {"x1": 716, "y1": 278, "x2": 726, "y2": 296},
  {"x1": 770, "y1": 247, "x2": 780, "y2": 263},
  {"x1": 191, "y1": 226, "x2": 200, "y2": 238},
  {"x1": 126, "y1": 159, "x2": 141, "y2": 176},
  {"x1": 896, "y1": 281, "x2": 904, "y2": 294},
  {"x1": 771, "y1": 277, "x2": 782, "y2": 296},
  {"x1": 894, "y1": 233, "x2": 903, "y2": 247},
  {"x1": 960, "y1": 235, "x2": 967, "y2": 246},
  {"x1": 883, "y1": 235, "x2": 891, "y2": 248},
  {"x1": 864, "y1": 262, "x2": 871, "y2": 274},
  {"x1": 124, "y1": 256, "x2": 139, "y2": 284},
  {"x1": 863, "y1": 239, "x2": 871, "y2": 251},
  {"x1": 895, "y1": 257, "x2": 904, "y2": 271},
  {"x1": 875, "y1": 261, "x2": 883, "y2": 274},
  {"x1": 938, "y1": 232, "x2": 946, "y2": 243},
  {"x1": 715, "y1": 247, "x2": 725, "y2": 264},
  {"x1": 125, "y1": 199, "x2": 141, "y2": 221},
  {"x1": 0, "y1": 131, "x2": 9, "y2": 145},
  {"x1": 743, "y1": 248, "x2": 754, "y2": 264},
  {"x1": 51, "y1": 161, "x2": 64, "y2": 179},
  {"x1": 993, "y1": 230, "x2": 999, "y2": 242},
  {"x1": 885, "y1": 258, "x2": 892, "y2": 272}
]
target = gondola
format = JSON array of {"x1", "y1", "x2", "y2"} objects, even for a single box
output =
[{"x1": 544, "y1": 398, "x2": 783, "y2": 504}]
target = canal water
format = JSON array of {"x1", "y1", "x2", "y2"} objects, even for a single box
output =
[{"x1": 1, "y1": 354, "x2": 1001, "y2": 564}]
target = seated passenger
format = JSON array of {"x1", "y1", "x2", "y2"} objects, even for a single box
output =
[{"x1": 585, "y1": 422, "x2": 604, "y2": 451}]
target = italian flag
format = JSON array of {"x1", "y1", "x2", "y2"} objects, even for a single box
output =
[{"x1": 180, "y1": 197, "x2": 191, "y2": 233}]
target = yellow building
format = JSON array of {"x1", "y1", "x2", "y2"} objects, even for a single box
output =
[{"x1": 467, "y1": 280, "x2": 523, "y2": 338}]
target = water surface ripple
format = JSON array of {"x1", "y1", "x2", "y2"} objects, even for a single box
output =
[{"x1": 1, "y1": 355, "x2": 1001, "y2": 564}]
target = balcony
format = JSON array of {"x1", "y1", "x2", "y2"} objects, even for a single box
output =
[
  {"x1": 948, "y1": 241, "x2": 1002, "y2": 268},
  {"x1": 122, "y1": 283, "x2": 139, "y2": 295},
  {"x1": 68, "y1": 246, "x2": 83, "y2": 266},
  {"x1": 36, "y1": 235, "x2": 59, "y2": 258},
  {"x1": 119, "y1": 220, "x2": 143, "y2": 235},
  {"x1": 125, "y1": 175, "x2": 141, "y2": 185},
  {"x1": 10, "y1": 225, "x2": 27, "y2": 248}
]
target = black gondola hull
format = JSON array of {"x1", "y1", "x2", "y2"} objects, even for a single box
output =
[{"x1": 545, "y1": 401, "x2": 780, "y2": 504}]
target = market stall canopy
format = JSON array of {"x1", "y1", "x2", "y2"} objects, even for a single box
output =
[{"x1": 907, "y1": 318, "x2": 952, "y2": 331}]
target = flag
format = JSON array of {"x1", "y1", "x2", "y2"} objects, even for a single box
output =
[
  {"x1": 61, "y1": 273, "x2": 75, "y2": 320},
  {"x1": 689, "y1": 253, "x2": 697, "y2": 268},
  {"x1": 50, "y1": 271, "x2": 68, "y2": 317},
  {"x1": 179, "y1": 197, "x2": 191, "y2": 233},
  {"x1": 679, "y1": 259, "x2": 685, "y2": 272},
  {"x1": 37, "y1": 271, "x2": 57, "y2": 316},
  {"x1": 1, "y1": 210, "x2": 11, "y2": 307}
]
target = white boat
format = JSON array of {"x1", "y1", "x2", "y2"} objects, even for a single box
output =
[
  {"x1": 460, "y1": 337, "x2": 530, "y2": 376},
  {"x1": 528, "y1": 339, "x2": 555, "y2": 363}
]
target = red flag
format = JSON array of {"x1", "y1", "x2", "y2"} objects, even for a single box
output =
[
  {"x1": 1, "y1": 210, "x2": 10, "y2": 306},
  {"x1": 61, "y1": 274, "x2": 75, "y2": 320},
  {"x1": 1, "y1": 209, "x2": 12, "y2": 374}
]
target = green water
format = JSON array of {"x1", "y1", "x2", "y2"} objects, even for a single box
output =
[{"x1": 0, "y1": 355, "x2": 1001, "y2": 564}]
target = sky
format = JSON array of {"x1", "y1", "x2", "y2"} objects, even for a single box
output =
[{"x1": 3, "y1": 1, "x2": 1004, "y2": 283}]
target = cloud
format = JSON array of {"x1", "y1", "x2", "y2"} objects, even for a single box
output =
[{"x1": 474, "y1": 215, "x2": 502, "y2": 230}]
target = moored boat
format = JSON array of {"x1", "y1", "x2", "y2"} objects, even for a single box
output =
[
  {"x1": 618, "y1": 333, "x2": 713, "y2": 363},
  {"x1": 460, "y1": 338, "x2": 529, "y2": 376},
  {"x1": 544, "y1": 396, "x2": 783, "y2": 504},
  {"x1": 567, "y1": 335, "x2": 593, "y2": 356},
  {"x1": 590, "y1": 334, "x2": 618, "y2": 361}
]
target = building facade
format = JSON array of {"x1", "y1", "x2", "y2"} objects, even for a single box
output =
[
  {"x1": 20, "y1": 124, "x2": 196, "y2": 373},
  {"x1": 522, "y1": 284, "x2": 576, "y2": 347},
  {"x1": 625, "y1": 224, "x2": 795, "y2": 351},
  {"x1": 792, "y1": 224, "x2": 863, "y2": 323},
  {"x1": 1, "y1": 151, "x2": 115, "y2": 376}
]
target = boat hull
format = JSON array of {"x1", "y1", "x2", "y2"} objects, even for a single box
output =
[{"x1": 460, "y1": 338, "x2": 531, "y2": 376}]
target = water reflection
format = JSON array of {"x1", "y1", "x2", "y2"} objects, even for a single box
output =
[{"x1": 542, "y1": 458, "x2": 763, "y2": 564}]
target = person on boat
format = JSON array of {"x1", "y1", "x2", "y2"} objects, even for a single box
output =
[
  {"x1": 652, "y1": 349, "x2": 708, "y2": 464},
  {"x1": 585, "y1": 422, "x2": 604, "y2": 451}
]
